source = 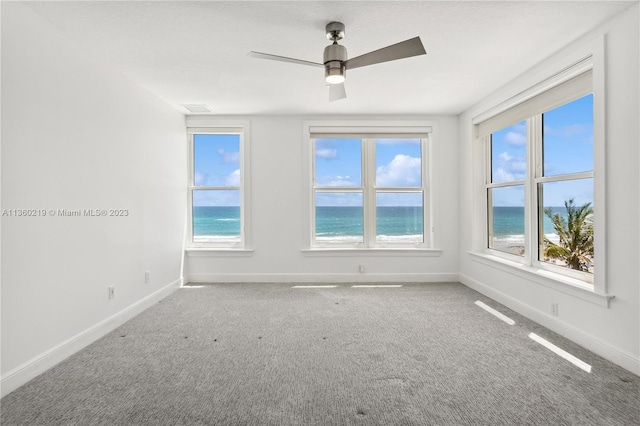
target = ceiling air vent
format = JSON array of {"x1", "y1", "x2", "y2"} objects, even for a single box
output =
[{"x1": 182, "y1": 104, "x2": 211, "y2": 113}]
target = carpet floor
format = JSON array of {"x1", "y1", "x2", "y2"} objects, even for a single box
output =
[{"x1": 1, "y1": 282, "x2": 638, "y2": 425}]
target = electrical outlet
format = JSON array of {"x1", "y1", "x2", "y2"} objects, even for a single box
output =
[
  {"x1": 551, "y1": 303, "x2": 558, "y2": 316},
  {"x1": 359, "y1": 265, "x2": 365, "y2": 273},
  {"x1": 108, "y1": 286, "x2": 115, "y2": 300},
  {"x1": 145, "y1": 270, "x2": 150, "y2": 284}
]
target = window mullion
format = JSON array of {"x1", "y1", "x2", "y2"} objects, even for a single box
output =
[
  {"x1": 239, "y1": 132, "x2": 245, "y2": 243},
  {"x1": 188, "y1": 133, "x2": 195, "y2": 186},
  {"x1": 484, "y1": 136, "x2": 491, "y2": 249},
  {"x1": 486, "y1": 187, "x2": 493, "y2": 249},
  {"x1": 364, "y1": 138, "x2": 377, "y2": 247},
  {"x1": 422, "y1": 136, "x2": 431, "y2": 246},
  {"x1": 537, "y1": 172, "x2": 594, "y2": 183},
  {"x1": 187, "y1": 134, "x2": 195, "y2": 244},
  {"x1": 486, "y1": 180, "x2": 526, "y2": 189},
  {"x1": 528, "y1": 115, "x2": 543, "y2": 267},
  {"x1": 486, "y1": 135, "x2": 493, "y2": 185},
  {"x1": 311, "y1": 139, "x2": 317, "y2": 246},
  {"x1": 190, "y1": 186, "x2": 241, "y2": 191}
]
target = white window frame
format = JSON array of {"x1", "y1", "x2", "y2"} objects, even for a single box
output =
[
  {"x1": 483, "y1": 108, "x2": 594, "y2": 284},
  {"x1": 186, "y1": 120, "x2": 251, "y2": 251},
  {"x1": 473, "y1": 45, "x2": 608, "y2": 298},
  {"x1": 303, "y1": 121, "x2": 438, "y2": 253}
]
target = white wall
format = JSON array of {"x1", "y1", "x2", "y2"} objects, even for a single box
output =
[
  {"x1": 186, "y1": 115, "x2": 459, "y2": 283},
  {"x1": 458, "y1": 4, "x2": 639, "y2": 374},
  {"x1": 1, "y1": 2, "x2": 187, "y2": 396}
]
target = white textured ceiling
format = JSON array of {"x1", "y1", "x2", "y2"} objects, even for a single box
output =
[{"x1": 24, "y1": 1, "x2": 635, "y2": 115}]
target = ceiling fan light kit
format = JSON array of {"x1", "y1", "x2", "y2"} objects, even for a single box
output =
[
  {"x1": 324, "y1": 49, "x2": 346, "y2": 85},
  {"x1": 248, "y1": 21, "x2": 426, "y2": 101}
]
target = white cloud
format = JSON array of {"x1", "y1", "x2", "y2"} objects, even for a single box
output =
[
  {"x1": 504, "y1": 131, "x2": 526, "y2": 146},
  {"x1": 494, "y1": 149, "x2": 526, "y2": 182},
  {"x1": 509, "y1": 161, "x2": 526, "y2": 174},
  {"x1": 225, "y1": 169, "x2": 240, "y2": 186},
  {"x1": 493, "y1": 160, "x2": 526, "y2": 182},
  {"x1": 194, "y1": 171, "x2": 208, "y2": 186},
  {"x1": 376, "y1": 154, "x2": 421, "y2": 187},
  {"x1": 498, "y1": 151, "x2": 512, "y2": 162},
  {"x1": 316, "y1": 192, "x2": 362, "y2": 207},
  {"x1": 493, "y1": 168, "x2": 516, "y2": 182},
  {"x1": 217, "y1": 149, "x2": 240, "y2": 164},
  {"x1": 491, "y1": 185, "x2": 525, "y2": 207},
  {"x1": 316, "y1": 148, "x2": 338, "y2": 159},
  {"x1": 193, "y1": 189, "x2": 240, "y2": 207},
  {"x1": 317, "y1": 175, "x2": 355, "y2": 187}
]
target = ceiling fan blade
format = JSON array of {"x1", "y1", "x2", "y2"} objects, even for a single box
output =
[
  {"x1": 247, "y1": 51, "x2": 324, "y2": 68},
  {"x1": 344, "y1": 37, "x2": 426, "y2": 70},
  {"x1": 329, "y1": 83, "x2": 347, "y2": 102}
]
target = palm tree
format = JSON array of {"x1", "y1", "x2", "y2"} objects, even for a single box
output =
[{"x1": 543, "y1": 198, "x2": 594, "y2": 272}]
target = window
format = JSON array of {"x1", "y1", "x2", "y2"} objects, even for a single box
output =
[
  {"x1": 538, "y1": 95, "x2": 594, "y2": 275},
  {"x1": 487, "y1": 121, "x2": 526, "y2": 256},
  {"x1": 187, "y1": 126, "x2": 249, "y2": 248},
  {"x1": 307, "y1": 122, "x2": 433, "y2": 249},
  {"x1": 480, "y1": 70, "x2": 595, "y2": 284}
]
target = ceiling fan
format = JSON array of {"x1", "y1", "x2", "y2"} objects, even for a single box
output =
[{"x1": 248, "y1": 22, "x2": 426, "y2": 102}]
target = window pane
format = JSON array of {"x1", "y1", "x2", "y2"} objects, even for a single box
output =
[
  {"x1": 315, "y1": 192, "x2": 363, "y2": 243},
  {"x1": 376, "y1": 192, "x2": 423, "y2": 243},
  {"x1": 543, "y1": 94, "x2": 593, "y2": 176},
  {"x1": 488, "y1": 185, "x2": 525, "y2": 256},
  {"x1": 491, "y1": 121, "x2": 527, "y2": 183},
  {"x1": 315, "y1": 138, "x2": 361, "y2": 187},
  {"x1": 194, "y1": 134, "x2": 240, "y2": 187},
  {"x1": 375, "y1": 138, "x2": 421, "y2": 187},
  {"x1": 539, "y1": 179, "x2": 594, "y2": 273},
  {"x1": 192, "y1": 189, "x2": 240, "y2": 242}
]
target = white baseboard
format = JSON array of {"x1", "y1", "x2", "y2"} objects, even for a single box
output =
[
  {"x1": 459, "y1": 273, "x2": 640, "y2": 376},
  {"x1": 1, "y1": 277, "x2": 183, "y2": 398},
  {"x1": 186, "y1": 272, "x2": 459, "y2": 284}
]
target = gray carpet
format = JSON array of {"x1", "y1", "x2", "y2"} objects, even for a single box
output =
[{"x1": 1, "y1": 282, "x2": 638, "y2": 425}]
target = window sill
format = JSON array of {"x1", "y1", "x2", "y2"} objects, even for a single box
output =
[
  {"x1": 302, "y1": 247, "x2": 443, "y2": 257},
  {"x1": 468, "y1": 251, "x2": 613, "y2": 307},
  {"x1": 186, "y1": 247, "x2": 254, "y2": 257}
]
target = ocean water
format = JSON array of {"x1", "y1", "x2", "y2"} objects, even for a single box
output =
[
  {"x1": 491, "y1": 206, "x2": 570, "y2": 256},
  {"x1": 192, "y1": 206, "x2": 423, "y2": 241},
  {"x1": 192, "y1": 206, "x2": 566, "y2": 242},
  {"x1": 193, "y1": 206, "x2": 240, "y2": 241},
  {"x1": 315, "y1": 206, "x2": 423, "y2": 241},
  {"x1": 492, "y1": 206, "x2": 565, "y2": 237}
]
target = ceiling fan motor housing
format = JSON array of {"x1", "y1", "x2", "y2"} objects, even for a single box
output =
[{"x1": 324, "y1": 43, "x2": 347, "y2": 83}]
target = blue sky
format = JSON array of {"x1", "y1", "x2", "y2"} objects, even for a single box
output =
[
  {"x1": 192, "y1": 97, "x2": 593, "y2": 210},
  {"x1": 491, "y1": 94, "x2": 594, "y2": 207},
  {"x1": 193, "y1": 134, "x2": 240, "y2": 206},
  {"x1": 315, "y1": 138, "x2": 423, "y2": 206}
]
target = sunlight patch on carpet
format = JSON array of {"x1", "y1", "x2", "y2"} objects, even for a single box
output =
[
  {"x1": 351, "y1": 285, "x2": 403, "y2": 288},
  {"x1": 474, "y1": 301, "x2": 515, "y2": 325},
  {"x1": 529, "y1": 332, "x2": 592, "y2": 373},
  {"x1": 292, "y1": 285, "x2": 338, "y2": 289}
]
